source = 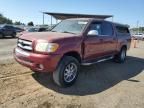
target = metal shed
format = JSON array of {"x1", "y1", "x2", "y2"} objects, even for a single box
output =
[{"x1": 42, "y1": 12, "x2": 113, "y2": 26}]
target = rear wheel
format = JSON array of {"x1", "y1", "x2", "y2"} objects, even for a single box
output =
[
  {"x1": 53, "y1": 56, "x2": 80, "y2": 87},
  {"x1": 114, "y1": 47, "x2": 127, "y2": 63},
  {"x1": 0, "y1": 33, "x2": 4, "y2": 38},
  {"x1": 12, "y1": 32, "x2": 16, "y2": 38}
]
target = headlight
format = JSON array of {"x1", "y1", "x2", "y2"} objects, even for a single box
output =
[{"x1": 35, "y1": 42, "x2": 59, "y2": 53}]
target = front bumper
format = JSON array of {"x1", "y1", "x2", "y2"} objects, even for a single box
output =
[{"x1": 14, "y1": 47, "x2": 62, "y2": 73}]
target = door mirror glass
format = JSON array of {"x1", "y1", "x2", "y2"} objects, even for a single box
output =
[{"x1": 87, "y1": 30, "x2": 99, "y2": 36}]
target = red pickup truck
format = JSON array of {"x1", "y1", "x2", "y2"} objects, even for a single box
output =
[{"x1": 14, "y1": 18, "x2": 131, "y2": 87}]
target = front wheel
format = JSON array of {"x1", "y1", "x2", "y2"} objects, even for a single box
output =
[
  {"x1": 114, "y1": 47, "x2": 127, "y2": 63},
  {"x1": 53, "y1": 56, "x2": 80, "y2": 87},
  {"x1": 12, "y1": 32, "x2": 16, "y2": 38}
]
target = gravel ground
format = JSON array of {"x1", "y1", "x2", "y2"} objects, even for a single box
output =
[{"x1": 0, "y1": 39, "x2": 144, "y2": 108}]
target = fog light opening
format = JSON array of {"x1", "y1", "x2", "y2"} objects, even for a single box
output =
[{"x1": 38, "y1": 64, "x2": 44, "y2": 70}]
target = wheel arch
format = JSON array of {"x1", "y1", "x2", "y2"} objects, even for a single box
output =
[
  {"x1": 62, "y1": 51, "x2": 82, "y2": 63},
  {"x1": 121, "y1": 45, "x2": 127, "y2": 50}
]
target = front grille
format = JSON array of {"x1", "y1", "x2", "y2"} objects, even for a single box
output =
[{"x1": 17, "y1": 39, "x2": 32, "y2": 51}]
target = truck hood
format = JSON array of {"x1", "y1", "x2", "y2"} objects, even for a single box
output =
[{"x1": 19, "y1": 32, "x2": 78, "y2": 42}]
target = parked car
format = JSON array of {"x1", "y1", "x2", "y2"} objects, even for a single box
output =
[
  {"x1": 26, "y1": 27, "x2": 47, "y2": 32},
  {"x1": 14, "y1": 27, "x2": 24, "y2": 33},
  {"x1": 0, "y1": 25, "x2": 16, "y2": 38},
  {"x1": 14, "y1": 18, "x2": 131, "y2": 87},
  {"x1": 17, "y1": 27, "x2": 48, "y2": 37},
  {"x1": 132, "y1": 33, "x2": 144, "y2": 40}
]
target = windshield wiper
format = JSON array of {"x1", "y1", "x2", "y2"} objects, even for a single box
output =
[{"x1": 62, "y1": 31, "x2": 76, "y2": 34}]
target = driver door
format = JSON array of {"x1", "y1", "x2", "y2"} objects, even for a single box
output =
[{"x1": 83, "y1": 21, "x2": 105, "y2": 61}]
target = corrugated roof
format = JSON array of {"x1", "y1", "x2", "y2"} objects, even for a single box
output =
[{"x1": 43, "y1": 12, "x2": 113, "y2": 20}]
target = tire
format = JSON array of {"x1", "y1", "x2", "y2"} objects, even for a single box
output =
[
  {"x1": 0, "y1": 33, "x2": 4, "y2": 38},
  {"x1": 53, "y1": 56, "x2": 80, "y2": 87},
  {"x1": 114, "y1": 47, "x2": 127, "y2": 63},
  {"x1": 12, "y1": 32, "x2": 16, "y2": 38}
]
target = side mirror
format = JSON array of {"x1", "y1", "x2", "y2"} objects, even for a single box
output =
[{"x1": 87, "y1": 30, "x2": 99, "y2": 36}]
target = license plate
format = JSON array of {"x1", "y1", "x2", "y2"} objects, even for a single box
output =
[{"x1": 15, "y1": 48, "x2": 30, "y2": 57}]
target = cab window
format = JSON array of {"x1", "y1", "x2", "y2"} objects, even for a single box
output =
[
  {"x1": 88, "y1": 21, "x2": 113, "y2": 36},
  {"x1": 101, "y1": 22, "x2": 113, "y2": 36},
  {"x1": 116, "y1": 26, "x2": 130, "y2": 34},
  {"x1": 89, "y1": 22, "x2": 102, "y2": 35}
]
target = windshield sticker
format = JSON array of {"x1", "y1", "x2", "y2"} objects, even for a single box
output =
[{"x1": 78, "y1": 21, "x2": 88, "y2": 25}]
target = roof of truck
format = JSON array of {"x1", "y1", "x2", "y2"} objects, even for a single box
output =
[
  {"x1": 112, "y1": 22, "x2": 130, "y2": 28},
  {"x1": 65, "y1": 18, "x2": 130, "y2": 27}
]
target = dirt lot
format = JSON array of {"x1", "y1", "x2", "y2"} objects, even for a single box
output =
[
  {"x1": 0, "y1": 38, "x2": 17, "y2": 63},
  {"x1": 0, "y1": 39, "x2": 144, "y2": 108}
]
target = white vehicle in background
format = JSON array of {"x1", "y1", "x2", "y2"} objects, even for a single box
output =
[{"x1": 133, "y1": 33, "x2": 144, "y2": 40}]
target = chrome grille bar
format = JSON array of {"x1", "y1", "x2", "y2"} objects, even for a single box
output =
[{"x1": 18, "y1": 39, "x2": 32, "y2": 51}]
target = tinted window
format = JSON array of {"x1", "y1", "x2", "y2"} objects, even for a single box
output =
[
  {"x1": 39, "y1": 28, "x2": 46, "y2": 32},
  {"x1": 4, "y1": 26, "x2": 13, "y2": 29},
  {"x1": 116, "y1": 26, "x2": 129, "y2": 34},
  {"x1": 101, "y1": 22, "x2": 113, "y2": 36},
  {"x1": 89, "y1": 22, "x2": 113, "y2": 36},
  {"x1": 89, "y1": 22, "x2": 102, "y2": 35},
  {"x1": 4, "y1": 26, "x2": 8, "y2": 28}
]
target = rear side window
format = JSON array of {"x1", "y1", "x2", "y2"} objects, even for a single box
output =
[
  {"x1": 101, "y1": 22, "x2": 113, "y2": 36},
  {"x1": 116, "y1": 26, "x2": 129, "y2": 34}
]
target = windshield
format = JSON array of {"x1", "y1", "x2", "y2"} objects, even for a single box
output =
[
  {"x1": 0, "y1": 25, "x2": 4, "y2": 28},
  {"x1": 51, "y1": 20, "x2": 88, "y2": 34}
]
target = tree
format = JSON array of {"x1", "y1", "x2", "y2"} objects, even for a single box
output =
[
  {"x1": 0, "y1": 13, "x2": 13, "y2": 24},
  {"x1": 14, "y1": 21, "x2": 23, "y2": 25},
  {"x1": 0, "y1": 13, "x2": 25, "y2": 25},
  {"x1": 27, "y1": 21, "x2": 34, "y2": 26},
  {"x1": 130, "y1": 27, "x2": 144, "y2": 34}
]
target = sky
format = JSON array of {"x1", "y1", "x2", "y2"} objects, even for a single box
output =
[{"x1": 0, "y1": 0, "x2": 144, "y2": 28}]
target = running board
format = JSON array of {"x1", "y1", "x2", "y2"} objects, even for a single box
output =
[{"x1": 82, "y1": 56, "x2": 114, "y2": 66}]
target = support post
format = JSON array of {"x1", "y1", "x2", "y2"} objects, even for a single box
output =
[
  {"x1": 43, "y1": 13, "x2": 45, "y2": 25},
  {"x1": 112, "y1": 16, "x2": 114, "y2": 22},
  {"x1": 56, "y1": 19, "x2": 58, "y2": 24},
  {"x1": 51, "y1": 16, "x2": 53, "y2": 28},
  {"x1": 137, "y1": 21, "x2": 139, "y2": 34}
]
